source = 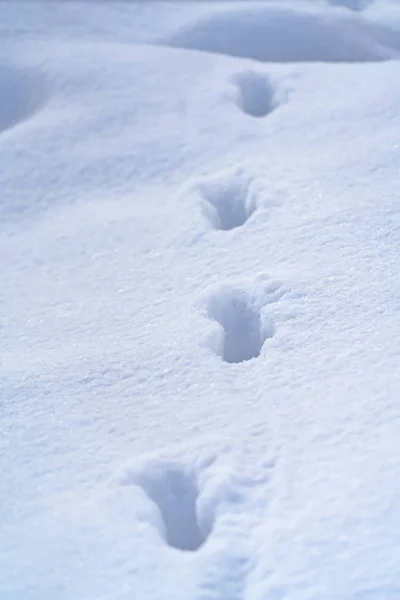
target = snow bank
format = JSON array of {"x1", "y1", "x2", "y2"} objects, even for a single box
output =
[{"x1": 160, "y1": 4, "x2": 399, "y2": 63}]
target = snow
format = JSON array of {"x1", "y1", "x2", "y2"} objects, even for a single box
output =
[
  {"x1": 1, "y1": 1, "x2": 400, "y2": 598},
  {"x1": 159, "y1": 3, "x2": 400, "y2": 63}
]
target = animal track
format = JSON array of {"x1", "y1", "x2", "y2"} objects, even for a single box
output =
[
  {"x1": 118, "y1": 445, "x2": 275, "y2": 556},
  {"x1": 206, "y1": 285, "x2": 275, "y2": 364},
  {"x1": 198, "y1": 170, "x2": 258, "y2": 231},
  {"x1": 160, "y1": 5, "x2": 398, "y2": 63},
  {"x1": 125, "y1": 461, "x2": 208, "y2": 551},
  {"x1": 119, "y1": 450, "x2": 246, "y2": 551},
  {"x1": 0, "y1": 66, "x2": 48, "y2": 134},
  {"x1": 232, "y1": 71, "x2": 277, "y2": 118}
]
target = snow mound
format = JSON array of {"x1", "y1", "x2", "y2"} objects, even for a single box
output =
[
  {"x1": 159, "y1": 4, "x2": 399, "y2": 63},
  {"x1": 327, "y1": 0, "x2": 372, "y2": 10},
  {"x1": 0, "y1": 65, "x2": 48, "y2": 134}
]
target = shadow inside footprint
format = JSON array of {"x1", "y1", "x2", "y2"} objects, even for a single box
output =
[
  {"x1": 208, "y1": 288, "x2": 272, "y2": 363},
  {"x1": 233, "y1": 71, "x2": 277, "y2": 118},
  {"x1": 200, "y1": 176, "x2": 256, "y2": 231},
  {"x1": 136, "y1": 464, "x2": 206, "y2": 551}
]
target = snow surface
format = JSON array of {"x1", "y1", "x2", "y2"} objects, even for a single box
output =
[{"x1": 1, "y1": 1, "x2": 400, "y2": 598}]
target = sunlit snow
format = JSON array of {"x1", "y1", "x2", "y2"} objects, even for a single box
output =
[{"x1": 1, "y1": 1, "x2": 400, "y2": 599}]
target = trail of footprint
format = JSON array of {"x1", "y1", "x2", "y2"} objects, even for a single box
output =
[{"x1": 0, "y1": 65, "x2": 48, "y2": 134}]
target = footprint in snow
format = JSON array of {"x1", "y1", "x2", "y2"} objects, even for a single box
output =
[
  {"x1": 117, "y1": 444, "x2": 276, "y2": 555},
  {"x1": 232, "y1": 71, "x2": 277, "y2": 119},
  {"x1": 0, "y1": 65, "x2": 48, "y2": 135},
  {"x1": 204, "y1": 278, "x2": 284, "y2": 364},
  {"x1": 196, "y1": 168, "x2": 260, "y2": 232},
  {"x1": 118, "y1": 449, "x2": 243, "y2": 552},
  {"x1": 122, "y1": 460, "x2": 208, "y2": 552}
]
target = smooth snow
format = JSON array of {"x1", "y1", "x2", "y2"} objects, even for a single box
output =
[
  {"x1": 1, "y1": 1, "x2": 400, "y2": 599},
  {"x1": 159, "y1": 3, "x2": 400, "y2": 63}
]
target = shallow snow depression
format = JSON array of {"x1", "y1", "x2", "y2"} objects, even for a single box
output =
[{"x1": 1, "y1": 1, "x2": 400, "y2": 599}]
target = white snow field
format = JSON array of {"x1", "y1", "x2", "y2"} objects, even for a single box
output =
[{"x1": 1, "y1": 0, "x2": 400, "y2": 598}]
